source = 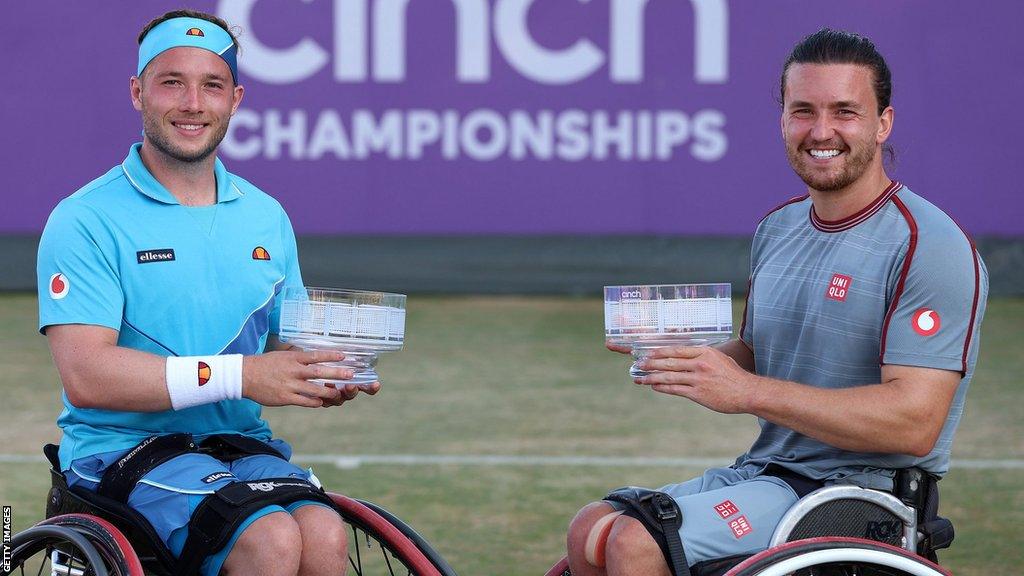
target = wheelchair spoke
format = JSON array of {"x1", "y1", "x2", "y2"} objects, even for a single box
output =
[
  {"x1": 52, "y1": 545, "x2": 88, "y2": 576},
  {"x1": 39, "y1": 545, "x2": 51, "y2": 576},
  {"x1": 12, "y1": 542, "x2": 99, "y2": 576},
  {"x1": 344, "y1": 522, "x2": 420, "y2": 576},
  {"x1": 68, "y1": 548, "x2": 80, "y2": 575},
  {"x1": 379, "y1": 541, "x2": 394, "y2": 575},
  {"x1": 351, "y1": 525, "x2": 363, "y2": 574}
]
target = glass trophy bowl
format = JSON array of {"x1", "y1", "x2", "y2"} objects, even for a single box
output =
[
  {"x1": 604, "y1": 283, "x2": 732, "y2": 377},
  {"x1": 279, "y1": 287, "x2": 406, "y2": 387}
]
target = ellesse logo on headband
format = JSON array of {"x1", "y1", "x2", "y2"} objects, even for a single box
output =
[{"x1": 186, "y1": 27, "x2": 205, "y2": 37}]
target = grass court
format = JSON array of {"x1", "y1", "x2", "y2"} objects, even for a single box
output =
[{"x1": 1, "y1": 294, "x2": 1021, "y2": 575}]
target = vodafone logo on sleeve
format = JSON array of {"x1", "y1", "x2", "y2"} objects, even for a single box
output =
[
  {"x1": 912, "y1": 308, "x2": 941, "y2": 336},
  {"x1": 49, "y1": 273, "x2": 69, "y2": 299}
]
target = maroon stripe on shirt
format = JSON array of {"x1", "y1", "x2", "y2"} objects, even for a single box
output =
[
  {"x1": 880, "y1": 195, "x2": 918, "y2": 365},
  {"x1": 811, "y1": 181, "x2": 901, "y2": 233},
  {"x1": 743, "y1": 195, "x2": 810, "y2": 342},
  {"x1": 759, "y1": 194, "x2": 809, "y2": 225},
  {"x1": 739, "y1": 273, "x2": 754, "y2": 345},
  {"x1": 950, "y1": 223, "x2": 982, "y2": 374}
]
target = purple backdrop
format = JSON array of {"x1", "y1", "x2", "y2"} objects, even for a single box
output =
[{"x1": 2, "y1": 1, "x2": 1020, "y2": 235}]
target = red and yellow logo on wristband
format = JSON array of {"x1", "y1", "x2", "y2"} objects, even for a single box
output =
[{"x1": 197, "y1": 362, "x2": 212, "y2": 386}]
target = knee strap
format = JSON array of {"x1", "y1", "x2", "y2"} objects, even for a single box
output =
[
  {"x1": 604, "y1": 486, "x2": 691, "y2": 576},
  {"x1": 198, "y1": 433, "x2": 286, "y2": 462},
  {"x1": 175, "y1": 477, "x2": 336, "y2": 576},
  {"x1": 584, "y1": 510, "x2": 623, "y2": 567}
]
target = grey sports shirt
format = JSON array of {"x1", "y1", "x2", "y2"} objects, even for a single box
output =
[{"x1": 737, "y1": 181, "x2": 988, "y2": 490}]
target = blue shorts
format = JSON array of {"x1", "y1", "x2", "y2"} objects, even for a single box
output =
[
  {"x1": 66, "y1": 439, "x2": 335, "y2": 576},
  {"x1": 648, "y1": 467, "x2": 801, "y2": 567}
]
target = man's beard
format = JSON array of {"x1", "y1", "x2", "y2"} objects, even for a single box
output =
[
  {"x1": 787, "y1": 140, "x2": 876, "y2": 192},
  {"x1": 143, "y1": 114, "x2": 228, "y2": 164}
]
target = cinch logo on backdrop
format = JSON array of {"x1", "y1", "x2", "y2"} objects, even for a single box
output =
[{"x1": 218, "y1": 0, "x2": 729, "y2": 163}]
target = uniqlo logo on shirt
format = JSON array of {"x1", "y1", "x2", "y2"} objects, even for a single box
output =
[
  {"x1": 826, "y1": 273, "x2": 852, "y2": 302},
  {"x1": 714, "y1": 500, "x2": 739, "y2": 519},
  {"x1": 729, "y1": 515, "x2": 753, "y2": 539}
]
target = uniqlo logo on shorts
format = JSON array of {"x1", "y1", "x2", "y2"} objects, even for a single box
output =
[
  {"x1": 826, "y1": 273, "x2": 852, "y2": 302},
  {"x1": 713, "y1": 500, "x2": 739, "y2": 519},
  {"x1": 729, "y1": 515, "x2": 753, "y2": 539}
]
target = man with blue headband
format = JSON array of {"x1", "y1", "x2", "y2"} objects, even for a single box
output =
[{"x1": 37, "y1": 9, "x2": 375, "y2": 575}]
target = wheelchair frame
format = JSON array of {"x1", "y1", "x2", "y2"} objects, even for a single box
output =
[
  {"x1": 769, "y1": 485, "x2": 918, "y2": 550},
  {"x1": 4, "y1": 451, "x2": 459, "y2": 576},
  {"x1": 544, "y1": 482, "x2": 952, "y2": 576},
  {"x1": 7, "y1": 494, "x2": 457, "y2": 576}
]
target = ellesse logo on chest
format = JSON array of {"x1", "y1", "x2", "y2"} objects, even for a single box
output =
[{"x1": 137, "y1": 248, "x2": 176, "y2": 264}]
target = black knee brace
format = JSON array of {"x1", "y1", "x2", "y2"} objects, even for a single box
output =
[
  {"x1": 604, "y1": 486, "x2": 690, "y2": 576},
  {"x1": 175, "y1": 477, "x2": 336, "y2": 576}
]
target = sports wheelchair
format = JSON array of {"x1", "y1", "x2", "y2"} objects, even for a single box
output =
[
  {"x1": 3, "y1": 444, "x2": 459, "y2": 576},
  {"x1": 544, "y1": 468, "x2": 956, "y2": 576}
]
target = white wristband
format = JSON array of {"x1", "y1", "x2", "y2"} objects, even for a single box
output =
[{"x1": 166, "y1": 354, "x2": 243, "y2": 410}]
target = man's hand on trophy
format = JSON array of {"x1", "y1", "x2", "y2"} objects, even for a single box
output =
[
  {"x1": 243, "y1": 350, "x2": 353, "y2": 408},
  {"x1": 605, "y1": 340, "x2": 632, "y2": 355},
  {"x1": 319, "y1": 380, "x2": 381, "y2": 407},
  {"x1": 632, "y1": 346, "x2": 755, "y2": 414}
]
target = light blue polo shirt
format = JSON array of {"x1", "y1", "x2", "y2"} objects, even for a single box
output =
[{"x1": 37, "y1": 143, "x2": 304, "y2": 469}]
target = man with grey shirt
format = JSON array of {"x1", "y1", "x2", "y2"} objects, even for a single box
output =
[{"x1": 565, "y1": 28, "x2": 988, "y2": 576}]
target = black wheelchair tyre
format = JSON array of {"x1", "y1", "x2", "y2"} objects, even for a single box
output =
[
  {"x1": 41, "y1": 514, "x2": 144, "y2": 576},
  {"x1": 6, "y1": 524, "x2": 117, "y2": 576}
]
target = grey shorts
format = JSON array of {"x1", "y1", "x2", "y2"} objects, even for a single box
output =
[{"x1": 645, "y1": 467, "x2": 802, "y2": 567}]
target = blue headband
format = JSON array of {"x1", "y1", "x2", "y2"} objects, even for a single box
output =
[{"x1": 138, "y1": 17, "x2": 238, "y2": 83}]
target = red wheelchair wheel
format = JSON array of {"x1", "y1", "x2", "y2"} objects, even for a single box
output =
[{"x1": 329, "y1": 493, "x2": 458, "y2": 576}]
